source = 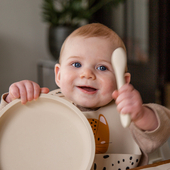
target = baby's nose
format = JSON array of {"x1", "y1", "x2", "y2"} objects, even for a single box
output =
[{"x1": 80, "y1": 68, "x2": 96, "y2": 80}]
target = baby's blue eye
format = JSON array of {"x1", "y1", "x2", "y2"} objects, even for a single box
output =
[
  {"x1": 97, "y1": 66, "x2": 107, "y2": 71},
  {"x1": 72, "y1": 62, "x2": 81, "y2": 68}
]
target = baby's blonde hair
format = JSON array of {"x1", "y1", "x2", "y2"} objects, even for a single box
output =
[{"x1": 59, "y1": 23, "x2": 126, "y2": 64}]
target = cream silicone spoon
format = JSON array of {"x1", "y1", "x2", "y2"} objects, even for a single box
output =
[{"x1": 111, "y1": 47, "x2": 131, "y2": 128}]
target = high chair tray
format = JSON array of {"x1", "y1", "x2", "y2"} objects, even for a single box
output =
[{"x1": 0, "y1": 94, "x2": 95, "y2": 170}]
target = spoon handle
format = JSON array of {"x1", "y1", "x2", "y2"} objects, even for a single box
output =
[{"x1": 111, "y1": 47, "x2": 131, "y2": 128}]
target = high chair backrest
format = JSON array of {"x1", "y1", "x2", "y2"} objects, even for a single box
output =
[
  {"x1": 149, "y1": 138, "x2": 170, "y2": 164},
  {"x1": 160, "y1": 138, "x2": 170, "y2": 160}
]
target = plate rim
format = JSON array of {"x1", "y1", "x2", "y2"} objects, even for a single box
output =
[{"x1": 0, "y1": 93, "x2": 95, "y2": 170}]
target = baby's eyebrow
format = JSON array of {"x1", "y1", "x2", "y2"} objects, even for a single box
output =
[
  {"x1": 97, "y1": 60, "x2": 112, "y2": 65},
  {"x1": 67, "y1": 56, "x2": 81, "y2": 60},
  {"x1": 100, "y1": 59, "x2": 110, "y2": 63}
]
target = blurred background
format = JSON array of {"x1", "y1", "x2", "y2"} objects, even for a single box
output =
[{"x1": 0, "y1": 0, "x2": 170, "y2": 107}]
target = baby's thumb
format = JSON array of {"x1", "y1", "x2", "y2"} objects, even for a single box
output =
[
  {"x1": 40, "y1": 87, "x2": 50, "y2": 94},
  {"x1": 112, "y1": 90, "x2": 119, "y2": 100}
]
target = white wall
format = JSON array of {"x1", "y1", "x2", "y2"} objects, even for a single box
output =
[{"x1": 0, "y1": 0, "x2": 54, "y2": 96}]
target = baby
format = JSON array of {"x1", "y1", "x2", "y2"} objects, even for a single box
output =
[{"x1": 1, "y1": 23, "x2": 170, "y2": 167}]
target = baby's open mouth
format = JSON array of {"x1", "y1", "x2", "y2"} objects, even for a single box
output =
[{"x1": 78, "y1": 86, "x2": 97, "y2": 92}]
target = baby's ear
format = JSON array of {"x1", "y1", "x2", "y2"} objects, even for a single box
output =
[
  {"x1": 55, "y1": 64, "x2": 61, "y2": 87},
  {"x1": 124, "y1": 72, "x2": 131, "y2": 84}
]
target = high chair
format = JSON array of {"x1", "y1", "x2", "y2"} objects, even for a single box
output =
[{"x1": 149, "y1": 137, "x2": 170, "y2": 164}]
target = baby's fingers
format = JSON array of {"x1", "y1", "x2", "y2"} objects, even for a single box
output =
[
  {"x1": 9, "y1": 80, "x2": 41, "y2": 104},
  {"x1": 25, "y1": 82, "x2": 49, "y2": 101},
  {"x1": 25, "y1": 81, "x2": 40, "y2": 102},
  {"x1": 7, "y1": 80, "x2": 49, "y2": 104},
  {"x1": 6, "y1": 84, "x2": 20, "y2": 103},
  {"x1": 40, "y1": 87, "x2": 50, "y2": 94},
  {"x1": 17, "y1": 81, "x2": 30, "y2": 104},
  {"x1": 9, "y1": 83, "x2": 20, "y2": 99},
  {"x1": 9, "y1": 82, "x2": 27, "y2": 104},
  {"x1": 33, "y1": 86, "x2": 50, "y2": 100}
]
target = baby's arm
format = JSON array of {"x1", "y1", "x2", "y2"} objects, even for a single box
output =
[
  {"x1": 112, "y1": 84, "x2": 158, "y2": 131},
  {"x1": 5, "y1": 80, "x2": 49, "y2": 104}
]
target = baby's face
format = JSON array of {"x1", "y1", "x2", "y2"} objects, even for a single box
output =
[{"x1": 55, "y1": 36, "x2": 117, "y2": 108}]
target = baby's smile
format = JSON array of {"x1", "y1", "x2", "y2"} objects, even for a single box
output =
[{"x1": 77, "y1": 86, "x2": 97, "y2": 94}]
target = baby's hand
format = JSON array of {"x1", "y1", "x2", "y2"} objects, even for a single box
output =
[
  {"x1": 112, "y1": 84, "x2": 144, "y2": 121},
  {"x1": 5, "y1": 80, "x2": 49, "y2": 104}
]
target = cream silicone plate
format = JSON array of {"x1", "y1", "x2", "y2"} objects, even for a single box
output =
[{"x1": 0, "y1": 94, "x2": 95, "y2": 170}]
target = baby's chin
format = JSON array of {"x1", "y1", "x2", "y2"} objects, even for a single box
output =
[
  {"x1": 74, "y1": 101, "x2": 108, "y2": 110},
  {"x1": 72, "y1": 101, "x2": 98, "y2": 109},
  {"x1": 74, "y1": 104, "x2": 100, "y2": 111},
  {"x1": 73, "y1": 98, "x2": 114, "y2": 109},
  {"x1": 65, "y1": 94, "x2": 114, "y2": 109}
]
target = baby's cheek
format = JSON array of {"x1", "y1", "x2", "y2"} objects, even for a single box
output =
[
  {"x1": 60, "y1": 85, "x2": 69, "y2": 95},
  {"x1": 59, "y1": 75, "x2": 70, "y2": 88},
  {"x1": 59, "y1": 81, "x2": 69, "y2": 95},
  {"x1": 104, "y1": 83, "x2": 117, "y2": 95}
]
